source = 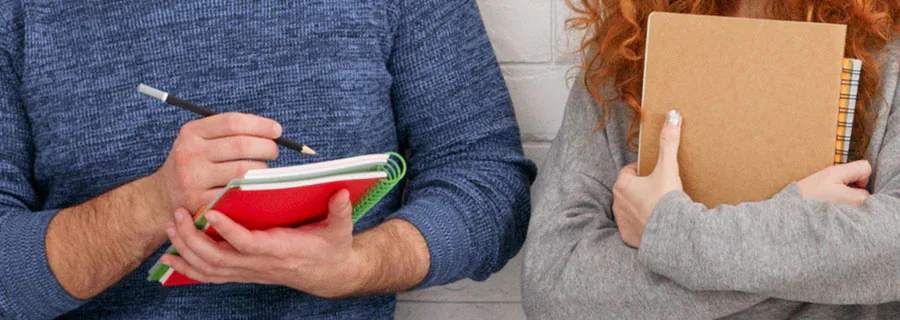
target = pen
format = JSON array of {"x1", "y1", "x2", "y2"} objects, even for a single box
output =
[{"x1": 137, "y1": 83, "x2": 317, "y2": 156}]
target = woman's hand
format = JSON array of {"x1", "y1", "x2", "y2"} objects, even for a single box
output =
[
  {"x1": 797, "y1": 160, "x2": 872, "y2": 205},
  {"x1": 612, "y1": 109, "x2": 873, "y2": 248},
  {"x1": 613, "y1": 110, "x2": 684, "y2": 248},
  {"x1": 161, "y1": 189, "x2": 365, "y2": 298}
]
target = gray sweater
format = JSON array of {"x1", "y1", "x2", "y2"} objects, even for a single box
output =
[{"x1": 522, "y1": 40, "x2": 900, "y2": 319}]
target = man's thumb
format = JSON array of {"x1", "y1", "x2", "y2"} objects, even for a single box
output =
[{"x1": 327, "y1": 189, "x2": 353, "y2": 225}]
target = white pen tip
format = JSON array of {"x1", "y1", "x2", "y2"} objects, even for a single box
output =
[
  {"x1": 137, "y1": 83, "x2": 169, "y2": 102},
  {"x1": 301, "y1": 145, "x2": 318, "y2": 156}
]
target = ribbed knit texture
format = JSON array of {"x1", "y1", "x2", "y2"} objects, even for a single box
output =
[{"x1": 0, "y1": 1, "x2": 536, "y2": 319}]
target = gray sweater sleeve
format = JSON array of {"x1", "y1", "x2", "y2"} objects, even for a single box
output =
[
  {"x1": 521, "y1": 84, "x2": 767, "y2": 319},
  {"x1": 639, "y1": 66, "x2": 900, "y2": 304}
]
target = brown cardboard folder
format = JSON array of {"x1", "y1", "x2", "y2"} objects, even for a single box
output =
[{"x1": 637, "y1": 13, "x2": 847, "y2": 208}]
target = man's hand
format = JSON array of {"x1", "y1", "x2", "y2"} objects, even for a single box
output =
[
  {"x1": 797, "y1": 160, "x2": 872, "y2": 205},
  {"x1": 613, "y1": 110, "x2": 684, "y2": 248},
  {"x1": 47, "y1": 112, "x2": 283, "y2": 300},
  {"x1": 162, "y1": 189, "x2": 367, "y2": 298},
  {"x1": 149, "y1": 112, "x2": 282, "y2": 212}
]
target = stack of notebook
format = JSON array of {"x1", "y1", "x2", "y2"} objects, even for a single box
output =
[
  {"x1": 147, "y1": 153, "x2": 406, "y2": 286},
  {"x1": 638, "y1": 13, "x2": 860, "y2": 208}
]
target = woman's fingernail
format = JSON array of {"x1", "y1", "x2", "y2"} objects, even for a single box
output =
[
  {"x1": 206, "y1": 212, "x2": 217, "y2": 224},
  {"x1": 174, "y1": 211, "x2": 184, "y2": 223},
  {"x1": 667, "y1": 110, "x2": 682, "y2": 127},
  {"x1": 166, "y1": 226, "x2": 176, "y2": 238}
]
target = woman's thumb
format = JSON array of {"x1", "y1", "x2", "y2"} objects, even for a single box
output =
[{"x1": 653, "y1": 110, "x2": 683, "y2": 177}]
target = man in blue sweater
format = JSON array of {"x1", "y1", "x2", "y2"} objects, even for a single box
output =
[{"x1": 0, "y1": 1, "x2": 535, "y2": 319}]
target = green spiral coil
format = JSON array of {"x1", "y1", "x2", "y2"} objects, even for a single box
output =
[{"x1": 351, "y1": 152, "x2": 407, "y2": 223}]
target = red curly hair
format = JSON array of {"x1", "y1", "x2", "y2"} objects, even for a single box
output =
[{"x1": 568, "y1": 0, "x2": 900, "y2": 159}]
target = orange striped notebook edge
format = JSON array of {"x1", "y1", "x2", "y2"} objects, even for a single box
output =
[{"x1": 835, "y1": 58, "x2": 861, "y2": 164}]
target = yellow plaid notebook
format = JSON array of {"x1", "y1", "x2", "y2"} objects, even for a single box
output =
[{"x1": 835, "y1": 58, "x2": 861, "y2": 164}]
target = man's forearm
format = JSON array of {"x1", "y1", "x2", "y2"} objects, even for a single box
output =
[
  {"x1": 46, "y1": 175, "x2": 172, "y2": 299},
  {"x1": 349, "y1": 218, "x2": 430, "y2": 295}
]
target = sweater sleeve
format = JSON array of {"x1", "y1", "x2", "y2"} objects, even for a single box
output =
[
  {"x1": 0, "y1": 3, "x2": 85, "y2": 318},
  {"x1": 638, "y1": 59, "x2": 900, "y2": 304},
  {"x1": 521, "y1": 83, "x2": 767, "y2": 319},
  {"x1": 385, "y1": 0, "x2": 537, "y2": 287}
]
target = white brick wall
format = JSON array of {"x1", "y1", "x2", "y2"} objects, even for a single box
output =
[{"x1": 397, "y1": 1, "x2": 579, "y2": 319}]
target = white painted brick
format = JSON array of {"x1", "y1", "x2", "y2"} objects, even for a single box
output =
[
  {"x1": 553, "y1": 0, "x2": 585, "y2": 64},
  {"x1": 478, "y1": 0, "x2": 552, "y2": 63},
  {"x1": 523, "y1": 142, "x2": 551, "y2": 167},
  {"x1": 503, "y1": 65, "x2": 573, "y2": 142}
]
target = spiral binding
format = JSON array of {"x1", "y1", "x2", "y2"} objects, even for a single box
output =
[
  {"x1": 835, "y1": 58, "x2": 861, "y2": 164},
  {"x1": 351, "y1": 152, "x2": 407, "y2": 223}
]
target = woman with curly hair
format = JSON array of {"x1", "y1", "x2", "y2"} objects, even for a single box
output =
[{"x1": 523, "y1": 0, "x2": 900, "y2": 318}]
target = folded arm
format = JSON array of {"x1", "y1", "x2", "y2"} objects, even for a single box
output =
[
  {"x1": 639, "y1": 68, "x2": 900, "y2": 304},
  {"x1": 522, "y1": 85, "x2": 767, "y2": 319},
  {"x1": 640, "y1": 166, "x2": 900, "y2": 304}
]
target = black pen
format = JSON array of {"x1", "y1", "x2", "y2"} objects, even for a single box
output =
[{"x1": 137, "y1": 83, "x2": 317, "y2": 156}]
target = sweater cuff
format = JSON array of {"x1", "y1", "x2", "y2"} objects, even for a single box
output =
[
  {"x1": 773, "y1": 182, "x2": 802, "y2": 200},
  {"x1": 637, "y1": 190, "x2": 699, "y2": 274},
  {"x1": 389, "y1": 198, "x2": 472, "y2": 289},
  {"x1": 0, "y1": 209, "x2": 84, "y2": 318}
]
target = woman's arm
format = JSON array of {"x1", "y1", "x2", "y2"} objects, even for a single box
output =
[
  {"x1": 521, "y1": 84, "x2": 767, "y2": 319},
  {"x1": 638, "y1": 70, "x2": 900, "y2": 304},
  {"x1": 640, "y1": 184, "x2": 900, "y2": 304}
]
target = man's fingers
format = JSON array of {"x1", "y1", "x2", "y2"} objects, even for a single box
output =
[
  {"x1": 831, "y1": 160, "x2": 872, "y2": 187},
  {"x1": 167, "y1": 214, "x2": 217, "y2": 275},
  {"x1": 170, "y1": 210, "x2": 250, "y2": 276},
  {"x1": 206, "y1": 136, "x2": 279, "y2": 162},
  {"x1": 206, "y1": 210, "x2": 266, "y2": 254},
  {"x1": 198, "y1": 161, "x2": 268, "y2": 187},
  {"x1": 652, "y1": 110, "x2": 683, "y2": 177},
  {"x1": 179, "y1": 212, "x2": 255, "y2": 272},
  {"x1": 200, "y1": 188, "x2": 226, "y2": 205},
  {"x1": 172, "y1": 209, "x2": 247, "y2": 272},
  {"x1": 182, "y1": 112, "x2": 282, "y2": 140},
  {"x1": 161, "y1": 254, "x2": 228, "y2": 285}
]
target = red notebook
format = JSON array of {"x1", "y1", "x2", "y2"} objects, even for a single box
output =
[{"x1": 147, "y1": 153, "x2": 406, "y2": 286}]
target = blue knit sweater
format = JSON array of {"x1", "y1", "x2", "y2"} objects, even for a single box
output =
[{"x1": 0, "y1": 1, "x2": 536, "y2": 318}]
